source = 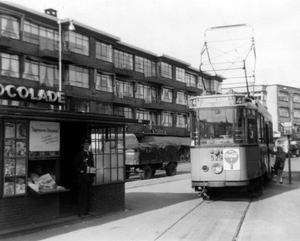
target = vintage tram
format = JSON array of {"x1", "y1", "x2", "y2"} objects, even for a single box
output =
[{"x1": 188, "y1": 94, "x2": 274, "y2": 198}]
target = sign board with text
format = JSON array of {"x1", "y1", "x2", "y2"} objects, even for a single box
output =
[{"x1": 29, "y1": 121, "x2": 60, "y2": 151}]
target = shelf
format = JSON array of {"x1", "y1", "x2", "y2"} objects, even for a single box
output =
[{"x1": 28, "y1": 186, "x2": 69, "y2": 195}]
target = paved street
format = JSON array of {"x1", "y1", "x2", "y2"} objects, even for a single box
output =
[{"x1": 2, "y1": 159, "x2": 300, "y2": 241}]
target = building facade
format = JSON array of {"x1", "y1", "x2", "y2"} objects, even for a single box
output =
[
  {"x1": 0, "y1": 2, "x2": 222, "y2": 138},
  {"x1": 267, "y1": 84, "x2": 300, "y2": 139},
  {"x1": 0, "y1": 2, "x2": 222, "y2": 232}
]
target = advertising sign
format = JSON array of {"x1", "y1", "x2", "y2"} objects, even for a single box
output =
[
  {"x1": 0, "y1": 83, "x2": 65, "y2": 105},
  {"x1": 223, "y1": 148, "x2": 240, "y2": 170},
  {"x1": 29, "y1": 121, "x2": 60, "y2": 151}
]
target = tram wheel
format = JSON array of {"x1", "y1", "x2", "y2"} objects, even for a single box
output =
[{"x1": 139, "y1": 165, "x2": 152, "y2": 180}]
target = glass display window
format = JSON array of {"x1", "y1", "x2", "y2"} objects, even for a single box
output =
[{"x1": 3, "y1": 120, "x2": 28, "y2": 197}]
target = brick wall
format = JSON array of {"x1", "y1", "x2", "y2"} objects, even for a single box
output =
[{"x1": 0, "y1": 193, "x2": 59, "y2": 231}]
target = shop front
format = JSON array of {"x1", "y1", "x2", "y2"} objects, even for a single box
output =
[{"x1": 0, "y1": 105, "x2": 147, "y2": 232}]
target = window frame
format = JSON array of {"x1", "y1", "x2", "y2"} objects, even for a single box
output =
[
  {"x1": 278, "y1": 91, "x2": 289, "y2": 101},
  {"x1": 0, "y1": 14, "x2": 20, "y2": 39},
  {"x1": 176, "y1": 113, "x2": 187, "y2": 128},
  {"x1": 95, "y1": 72, "x2": 113, "y2": 93},
  {"x1": 160, "y1": 62, "x2": 172, "y2": 79},
  {"x1": 161, "y1": 88, "x2": 173, "y2": 103},
  {"x1": 0, "y1": 52, "x2": 20, "y2": 78},
  {"x1": 278, "y1": 106, "x2": 290, "y2": 117},
  {"x1": 176, "y1": 67, "x2": 185, "y2": 82},
  {"x1": 64, "y1": 31, "x2": 89, "y2": 56},
  {"x1": 91, "y1": 127, "x2": 125, "y2": 184},
  {"x1": 115, "y1": 80, "x2": 134, "y2": 98},
  {"x1": 66, "y1": 65, "x2": 90, "y2": 88},
  {"x1": 95, "y1": 41, "x2": 113, "y2": 62},
  {"x1": 114, "y1": 49, "x2": 133, "y2": 70},
  {"x1": 176, "y1": 91, "x2": 187, "y2": 105},
  {"x1": 162, "y1": 112, "x2": 174, "y2": 127}
]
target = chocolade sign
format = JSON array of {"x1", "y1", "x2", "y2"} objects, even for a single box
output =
[{"x1": 0, "y1": 83, "x2": 65, "y2": 104}]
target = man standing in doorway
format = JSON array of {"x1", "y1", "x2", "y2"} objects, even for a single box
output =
[{"x1": 73, "y1": 139, "x2": 95, "y2": 217}]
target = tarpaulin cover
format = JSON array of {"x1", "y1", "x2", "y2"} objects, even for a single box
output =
[
  {"x1": 143, "y1": 136, "x2": 190, "y2": 146},
  {"x1": 133, "y1": 142, "x2": 181, "y2": 164}
]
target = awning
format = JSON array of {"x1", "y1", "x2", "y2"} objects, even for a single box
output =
[
  {"x1": 143, "y1": 136, "x2": 190, "y2": 146},
  {"x1": 0, "y1": 106, "x2": 149, "y2": 126}
]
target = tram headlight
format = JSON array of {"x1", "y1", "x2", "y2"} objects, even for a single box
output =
[
  {"x1": 202, "y1": 165, "x2": 209, "y2": 172},
  {"x1": 211, "y1": 163, "x2": 223, "y2": 174}
]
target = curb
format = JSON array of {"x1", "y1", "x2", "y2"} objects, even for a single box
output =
[{"x1": 126, "y1": 173, "x2": 191, "y2": 189}]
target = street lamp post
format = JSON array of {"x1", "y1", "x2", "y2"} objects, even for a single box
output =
[
  {"x1": 289, "y1": 92, "x2": 294, "y2": 184},
  {"x1": 57, "y1": 19, "x2": 75, "y2": 109}
]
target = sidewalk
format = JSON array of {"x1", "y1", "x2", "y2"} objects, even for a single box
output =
[{"x1": 238, "y1": 157, "x2": 300, "y2": 241}]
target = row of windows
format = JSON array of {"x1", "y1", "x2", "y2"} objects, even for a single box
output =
[
  {"x1": 1, "y1": 52, "x2": 191, "y2": 105},
  {"x1": 279, "y1": 107, "x2": 300, "y2": 118},
  {"x1": 279, "y1": 91, "x2": 300, "y2": 103},
  {"x1": 0, "y1": 98, "x2": 189, "y2": 129},
  {"x1": 0, "y1": 13, "x2": 221, "y2": 92}
]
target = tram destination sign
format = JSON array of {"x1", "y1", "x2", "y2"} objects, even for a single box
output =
[
  {"x1": 189, "y1": 95, "x2": 245, "y2": 108},
  {"x1": 0, "y1": 83, "x2": 65, "y2": 105}
]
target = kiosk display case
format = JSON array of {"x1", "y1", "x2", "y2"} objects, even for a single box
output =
[
  {"x1": 2, "y1": 120, "x2": 67, "y2": 197},
  {"x1": 3, "y1": 120, "x2": 27, "y2": 196}
]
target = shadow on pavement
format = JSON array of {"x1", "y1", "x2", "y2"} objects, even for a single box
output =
[{"x1": 4, "y1": 191, "x2": 198, "y2": 241}]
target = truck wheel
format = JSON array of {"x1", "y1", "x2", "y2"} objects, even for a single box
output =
[
  {"x1": 166, "y1": 163, "x2": 177, "y2": 176},
  {"x1": 139, "y1": 165, "x2": 152, "y2": 180}
]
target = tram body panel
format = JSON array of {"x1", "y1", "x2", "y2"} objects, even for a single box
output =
[{"x1": 191, "y1": 145, "x2": 265, "y2": 188}]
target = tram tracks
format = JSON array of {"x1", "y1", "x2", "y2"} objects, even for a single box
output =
[
  {"x1": 232, "y1": 197, "x2": 253, "y2": 241},
  {"x1": 126, "y1": 175, "x2": 255, "y2": 241},
  {"x1": 154, "y1": 195, "x2": 253, "y2": 241},
  {"x1": 154, "y1": 198, "x2": 206, "y2": 241}
]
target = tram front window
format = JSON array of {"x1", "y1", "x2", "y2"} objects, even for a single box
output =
[{"x1": 191, "y1": 108, "x2": 246, "y2": 145}]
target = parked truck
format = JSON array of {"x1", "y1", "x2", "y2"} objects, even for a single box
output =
[{"x1": 125, "y1": 137, "x2": 181, "y2": 180}]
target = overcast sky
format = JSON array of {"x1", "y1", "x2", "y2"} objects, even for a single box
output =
[{"x1": 5, "y1": 0, "x2": 300, "y2": 88}]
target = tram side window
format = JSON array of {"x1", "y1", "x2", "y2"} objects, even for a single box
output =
[
  {"x1": 258, "y1": 115, "x2": 265, "y2": 144},
  {"x1": 257, "y1": 113, "x2": 261, "y2": 143},
  {"x1": 234, "y1": 108, "x2": 246, "y2": 144},
  {"x1": 248, "y1": 110, "x2": 257, "y2": 144}
]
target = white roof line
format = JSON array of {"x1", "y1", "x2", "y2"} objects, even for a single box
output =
[{"x1": 2, "y1": 1, "x2": 120, "y2": 41}]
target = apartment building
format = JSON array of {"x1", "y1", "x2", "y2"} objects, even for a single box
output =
[{"x1": 0, "y1": 2, "x2": 222, "y2": 232}]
